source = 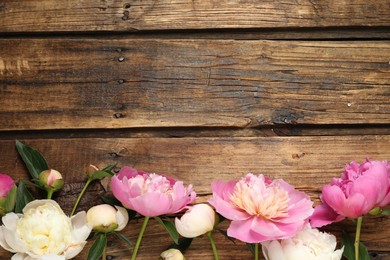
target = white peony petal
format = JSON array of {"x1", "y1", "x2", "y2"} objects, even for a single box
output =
[
  {"x1": 41, "y1": 254, "x2": 66, "y2": 260},
  {"x1": 2, "y1": 213, "x2": 21, "y2": 230},
  {"x1": 115, "y1": 206, "x2": 129, "y2": 231},
  {"x1": 11, "y1": 253, "x2": 27, "y2": 260},
  {"x1": 63, "y1": 241, "x2": 87, "y2": 259},
  {"x1": 3, "y1": 227, "x2": 28, "y2": 253},
  {"x1": 70, "y1": 211, "x2": 92, "y2": 243},
  {"x1": 262, "y1": 240, "x2": 286, "y2": 260},
  {"x1": 0, "y1": 226, "x2": 15, "y2": 252},
  {"x1": 22, "y1": 200, "x2": 62, "y2": 214}
]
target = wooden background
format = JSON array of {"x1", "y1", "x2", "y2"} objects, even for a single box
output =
[{"x1": 0, "y1": 0, "x2": 390, "y2": 259}]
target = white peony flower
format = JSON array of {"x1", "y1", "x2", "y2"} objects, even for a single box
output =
[
  {"x1": 160, "y1": 248, "x2": 185, "y2": 260},
  {"x1": 0, "y1": 200, "x2": 92, "y2": 260},
  {"x1": 86, "y1": 204, "x2": 129, "y2": 233},
  {"x1": 262, "y1": 225, "x2": 343, "y2": 260},
  {"x1": 175, "y1": 204, "x2": 215, "y2": 238}
]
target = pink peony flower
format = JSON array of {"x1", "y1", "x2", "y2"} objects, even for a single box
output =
[
  {"x1": 0, "y1": 174, "x2": 14, "y2": 198},
  {"x1": 111, "y1": 166, "x2": 196, "y2": 217},
  {"x1": 208, "y1": 173, "x2": 314, "y2": 243},
  {"x1": 311, "y1": 159, "x2": 390, "y2": 227}
]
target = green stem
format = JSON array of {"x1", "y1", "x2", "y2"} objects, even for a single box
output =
[
  {"x1": 207, "y1": 231, "x2": 219, "y2": 260},
  {"x1": 102, "y1": 234, "x2": 107, "y2": 260},
  {"x1": 70, "y1": 178, "x2": 92, "y2": 217},
  {"x1": 46, "y1": 189, "x2": 54, "y2": 200},
  {"x1": 131, "y1": 216, "x2": 150, "y2": 260},
  {"x1": 354, "y1": 216, "x2": 363, "y2": 260},
  {"x1": 254, "y1": 243, "x2": 259, "y2": 260}
]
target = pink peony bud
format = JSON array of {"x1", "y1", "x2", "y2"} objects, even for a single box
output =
[
  {"x1": 175, "y1": 204, "x2": 216, "y2": 238},
  {"x1": 39, "y1": 169, "x2": 64, "y2": 192},
  {"x1": 0, "y1": 173, "x2": 16, "y2": 216},
  {"x1": 86, "y1": 204, "x2": 129, "y2": 233}
]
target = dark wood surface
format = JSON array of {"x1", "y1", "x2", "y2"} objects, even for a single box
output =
[
  {"x1": 1, "y1": 0, "x2": 390, "y2": 32},
  {"x1": 0, "y1": 0, "x2": 390, "y2": 259}
]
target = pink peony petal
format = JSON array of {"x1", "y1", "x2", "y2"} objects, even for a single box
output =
[
  {"x1": 310, "y1": 203, "x2": 345, "y2": 228},
  {"x1": 129, "y1": 192, "x2": 173, "y2": 217},
  {"x1": 228, "y1": 218, "x2": 268, "y2": 243}
]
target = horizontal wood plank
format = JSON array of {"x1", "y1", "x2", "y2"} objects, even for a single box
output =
[
  {"x1": 0, "y1": 136, "x2": 390, "y2": 258},
  {"x1": 1, "y1": 0, "x2": 390, "y2": 33},
  {"x1": 1, "y1": 39, "x2": 389, "y2": 130}
]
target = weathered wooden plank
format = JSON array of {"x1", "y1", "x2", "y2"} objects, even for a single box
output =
[
  {"x1": 1, "y1": 0, "x2": 390, "y2": 33},
  {"x1": 0, "y1": 136, "x2": 390, "y2": 258},
  {"x1": 1, "y1": 39, "x2": 389, "y2": 130}
]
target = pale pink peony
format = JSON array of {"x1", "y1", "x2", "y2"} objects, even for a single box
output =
[
  {"x1": 209, "y1": 173, "x2": 313, "y2": 243},
  {"x1": 111, "y1": 166, "x2": 196, "y2": 217},
  {"x1": 0, "y1": 174, "x2": 14, "y2": 198},
  {"x1": 311, "y1": 159, "x2": 390, "y2": 228}
]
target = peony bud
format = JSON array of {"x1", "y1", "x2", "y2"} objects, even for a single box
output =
[
  {"x1": 175, "y1": 204, "x2": 216, "y2": 238},
  {"x1": 87, "y1": 204, "x2": 129, "y2": 233},
  {"x1": 86, "y1": 164, "x2": 99, "y2": 178},
  {"x1": 39, "y1": 169, "x2": 64, "y2": 192},
  {"x1": 160, "y1": 249, "x2": 185, "y2": 260},
  {"x1": 0, "y1": 173, "x2": 16, "y2": 216}
]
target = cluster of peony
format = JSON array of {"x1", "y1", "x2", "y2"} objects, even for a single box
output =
[{"x1": 0, "y1": 157, "x2": 389, "y2": 260}]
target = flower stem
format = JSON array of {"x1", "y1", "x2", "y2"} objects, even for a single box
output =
[
  {"x1": 102, "y1": 234, "x2": 107, "y2": 260},
  {"x1": 354, "y1": 216, "x2": 363, "y2": 260},
  {"x1": 46, "y1": 189, "x2": 54, "y2": 200},
  {"x1": 254, "y1": 243, "x2": 259, "y2": 260},
  {"x1": 70, "y1": 178, "x2": 92, "y2": 217},
  {"x1": 131, "y1": 216, "x2": 150, "y2": 260},
  {"x1": 207, "y1": 231, "x2": 219, "y2": 260}
]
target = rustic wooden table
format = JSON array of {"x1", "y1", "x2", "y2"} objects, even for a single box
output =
[{"x1": 0, "y1": 0, "x2": 389, "y2": 259}]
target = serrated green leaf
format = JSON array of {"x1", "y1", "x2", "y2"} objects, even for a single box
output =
[
  {"x1": 114, "y1": 232, "x2": 132, "y2": 247},
  {"x1": 246, "y1": 243, "x2": 256, "y2": 255},
  {"x1": 89, "y1": 171, "x2": 113, "y2": 181},
  {"x1": 16, "y1": 140, "x2": 49, "y2": 180},
  {"x1": 167, "y1": 237, "x2": 193, "y2": 252},
  {"x1": 5, "y1": 185, "x2": 17, "y2": 212},
  {"x1": 155, "y1": 217, "x2": 179, "y2": 244},
  {"x1": 87, "y1": 234, "x2": 106, "y2": 260},
  {"x1": 15, "y1": 182, "x2": 35, "y2": 213}
]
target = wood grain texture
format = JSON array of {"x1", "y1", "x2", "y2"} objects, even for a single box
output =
[
  {"x1": 1, "y1": 0, "x2": 390, "y2": 33},
  {"x1": 0, "y1": 136, "x2": 390, "y2": 259},
  {"x1": 1, "y1": 39, "x2": 389, "y2": 130}
]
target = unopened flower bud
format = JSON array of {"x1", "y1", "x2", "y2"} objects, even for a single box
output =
[
  {"x1": 175, "y1": 204, "x2": 216, "y2": 238},
  {"x1": 0, "y1": 173, "x2": 16, "y2": 216},
  {"x1": 160, "y1": 249, "x2": 185, "y2": 260},
  {"x1": 39, "y1": 169, "x2": 64, "y2": 192},
  {"x1": 86, "y1": 164, "x2": 99, "y2": 178},
  {"x1": 86, "y1": 204, "x2": 129, "y2": 233}
]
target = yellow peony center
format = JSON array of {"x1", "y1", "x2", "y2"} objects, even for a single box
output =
[
  {"x1": 16, "y1": 203, "x2": 72, "y2": 256},
  {"x1": 230, "y1": 176, "x2": 290, "y2": 219}
]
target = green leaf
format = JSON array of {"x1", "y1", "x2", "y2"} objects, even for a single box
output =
[
  {"x1": 167, "y1": 237, "x2": 193, "y2": 252},
  {"x1": 5, "y1": 185, "x2": 17, "y2": 212},
  {"x1": 87, "y1": 234, "x2": 107, "y2": 260},
  {"x1": 102, "y1": 163, "x2": 117, "y2": 173},
  {"x1": 15, "y1": 182, "x2": 35, "y2": 213},
  {"x1": 114, "y1": 232, "x2": 132, "y2": 247},
  {"x1": 381, "y1": 209, "x2": 390, "y2": 215},
  {"x1": 155, "y1": 217, "x2": 179, "y2": 244},
  {"x1": 341, "y1": 231, "x2": 355, "y2": 260},
  {"x1": 15, "y1": 140, "x2": 49, "y2": 180},
  {"x1": 359, "y1": 242, "x2": 370, "y2": 260},
  {"x1": 246, "y1": 243, "x2": 256, "y2": 255},
  {"x1": 89, "y1": 171, "x2": 113, "y2": 181}
]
